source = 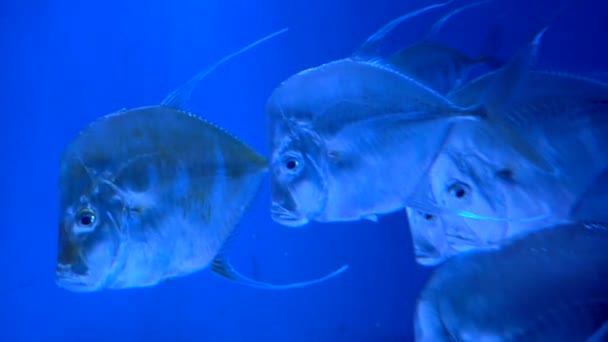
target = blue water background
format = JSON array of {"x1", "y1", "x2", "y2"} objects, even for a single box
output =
[{"x1": 1, "y1": 0, "x2": 607, "y2": 340}]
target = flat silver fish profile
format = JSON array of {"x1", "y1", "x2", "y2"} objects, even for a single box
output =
[
  {"x1": 267, "y1": 1, "x2": 498, "y2": 227},
  {"x1": 406, "y1": 36, "x2": 608, "y2": 264},
  {"x1": 56, "y1": 29, "x2": 348, "y2": 292},
  {"x1": 415, "y1": 221, "x2": 608, "y2": 341}
]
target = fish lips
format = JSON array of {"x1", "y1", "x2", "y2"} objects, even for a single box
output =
[
  {"x1": 270, "y1": 203, "x2": 309, "y2": 227},
  {"x1": 55, "y1": 265, "x2": 97, "y2": 292}
]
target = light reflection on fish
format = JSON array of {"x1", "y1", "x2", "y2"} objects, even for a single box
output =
[
  {"x1": 56, "y1": 29, "x2": 348, "y2": 292},
  {"x1": 267, "y1": 1, "x2": 517, "y2": 227},
  {"x1": 414, "y1": 221, "x2": 608, "y2": 341}
]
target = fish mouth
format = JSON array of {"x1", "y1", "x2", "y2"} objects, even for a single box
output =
[
  {"x1": 55, "y1": 265, "x2": 95, "y2": 292},
  {"x1": 270, "y1": 203, "x2": 309, "y2": 227}
]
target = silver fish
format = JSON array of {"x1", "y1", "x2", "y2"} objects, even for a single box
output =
[
  {"x1": 407, "y1": 70, "x2": 608, "y2": 265},
  {"x1": 406, "y1": 125, "x2": 572, "y2": 265},
  {"x1": 414, "y1": 221, "x2": 608, "y2": 341},
  {"x1": 267, "y1": 1, "x2": 496, "y2": 227},
  {"x1": 449, "y1": 70, "x2": 608, "y2": 181},
  {"x1": 56, "y1": 29, "x2": 348, "y2": 292}
]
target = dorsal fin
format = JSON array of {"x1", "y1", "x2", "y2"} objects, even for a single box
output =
[
  {"x1": 425, "y1": 0, "x2": 491, "y2": 41},
  {"x1": 161, "y1": 27, "x2": 289, "y2": 109},
  {"x1": 353, "y1": 0, "x2": 453, "y2": 60}
]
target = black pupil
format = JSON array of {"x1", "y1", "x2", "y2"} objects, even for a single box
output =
[
  {"x1": 424, "y1": 214, "x2": 434, "y2": 221},
  {"x1": 80, "y1": 213, "x2": 93, "y2": 225},
  {"x1": 497, "y1": 168, "x2": 514, "y2": 181},
  {"x1": 286, "y1": 160, "x2": 297, "y2": 170},
  {"x1": 455, "y1": 188, "x2": 466, "y2": 198}
]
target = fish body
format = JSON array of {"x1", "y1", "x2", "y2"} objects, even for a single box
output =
[
  {"x1": 406, "y1": 121, "x2": 574, "y2": 265},
  {"x1": 449, "y1": 70, "x2": 608, "y2": 184},
  {"x1": 570, "y1": 168, "x2": 608, "y2": 223},
  {"x1": 267, "y1": 1, "x2": 495, "y2": 226},
  {"x1": 268, "y1": 0, "x2": 565, "y2": 227},
  {"x1": 56, "y1": 29, "x2": 349, "y2": 291},
  {"x1": 415, "y1": 222, "x2": 608, "y2": 341},
  {"x1": 407, "y1": 70, "x2": 608, "y2": 265},
  {"x1": 268, "y1": 57, "x2": 476, "y2": 227},
  {"x1": 57, "y1": 105, "x2": 267, "y2": 291}
]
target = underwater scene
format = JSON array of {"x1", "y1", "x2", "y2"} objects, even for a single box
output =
[{"x1": 3, "y1": 0, "x2": 608, "y2": 340}]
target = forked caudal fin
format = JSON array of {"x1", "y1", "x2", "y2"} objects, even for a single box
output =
[
  {"x1": 161, "y1": 27, "x2": 289, "y2": 109},
  {"x1": 210, "y1": 255, "x2": 349, "y2": 290}
]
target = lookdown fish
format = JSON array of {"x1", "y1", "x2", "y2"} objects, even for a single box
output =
[
  {"x1": 56, "y1": 29, "x2": 348, "y2": 292},
  {"x1": 405, "y1": 121, "x2": 573, "y2": 266},
  {"x1": 267, "y1": 0, "x2": 538, "y2": 227},
  {"x1": 414, "y1": 221, "x2": 608, "y2": 341},
  {"x1": 406, "y1": 69, "x2": 608, "y2": 265}
]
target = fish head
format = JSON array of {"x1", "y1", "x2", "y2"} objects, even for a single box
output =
[
  {"x1": 426, "y1": 148, "x2": 510, "y2": 252},
  {"x1": 56, "y1": 157, "x2": 127, "y2": 292},
  {"x1": 268, "y1": 119, "x2": 328, "y2": 227},
  {"x1": 406, "y1": 207, "x2": 453, "y2": 266}
]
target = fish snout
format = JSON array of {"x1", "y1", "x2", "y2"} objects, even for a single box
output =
[{"x1": 55, "y1": 267, "x2": 94, "y2": 292}]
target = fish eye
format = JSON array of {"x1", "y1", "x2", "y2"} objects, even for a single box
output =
[
  {"x1": 286, "y1": 159, "x2": 299, "y2": 170},
  {"x1": 448, "y1": 182, "x2": 470, "y2": 199},
  {"x1": 281, "y1": 154, "x2": 302, "y2": 173},
  {"x1": 424, "y1": 213, "x2": 435, "y2": 221},
  {"x1": 76, "y1": 208, "x2": 96, "y2": 227}
]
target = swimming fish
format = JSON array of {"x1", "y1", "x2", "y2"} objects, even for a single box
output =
[
  {"x1": 414, "y1": 221, "x2": 608, "y2": 341},
  {"x1": 449, "y1": 70, "x2": 608, "y2": 180},
  {"x1": 405, "y1": 121, "x2": 574, "y2": 266},
  {"x1": 406, "y1": 70, "x2": 608, "y2": 265},
  {"x1": 268, "y1": 1, "x2": 509, "y2": 227},
  {"x1": 56, "y1": 29, "x2": 348, "y2": 292}
]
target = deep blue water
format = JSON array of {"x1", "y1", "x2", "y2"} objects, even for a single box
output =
[{"x1": 1, "y1": 0, "x2": 607, "y2": 341}]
